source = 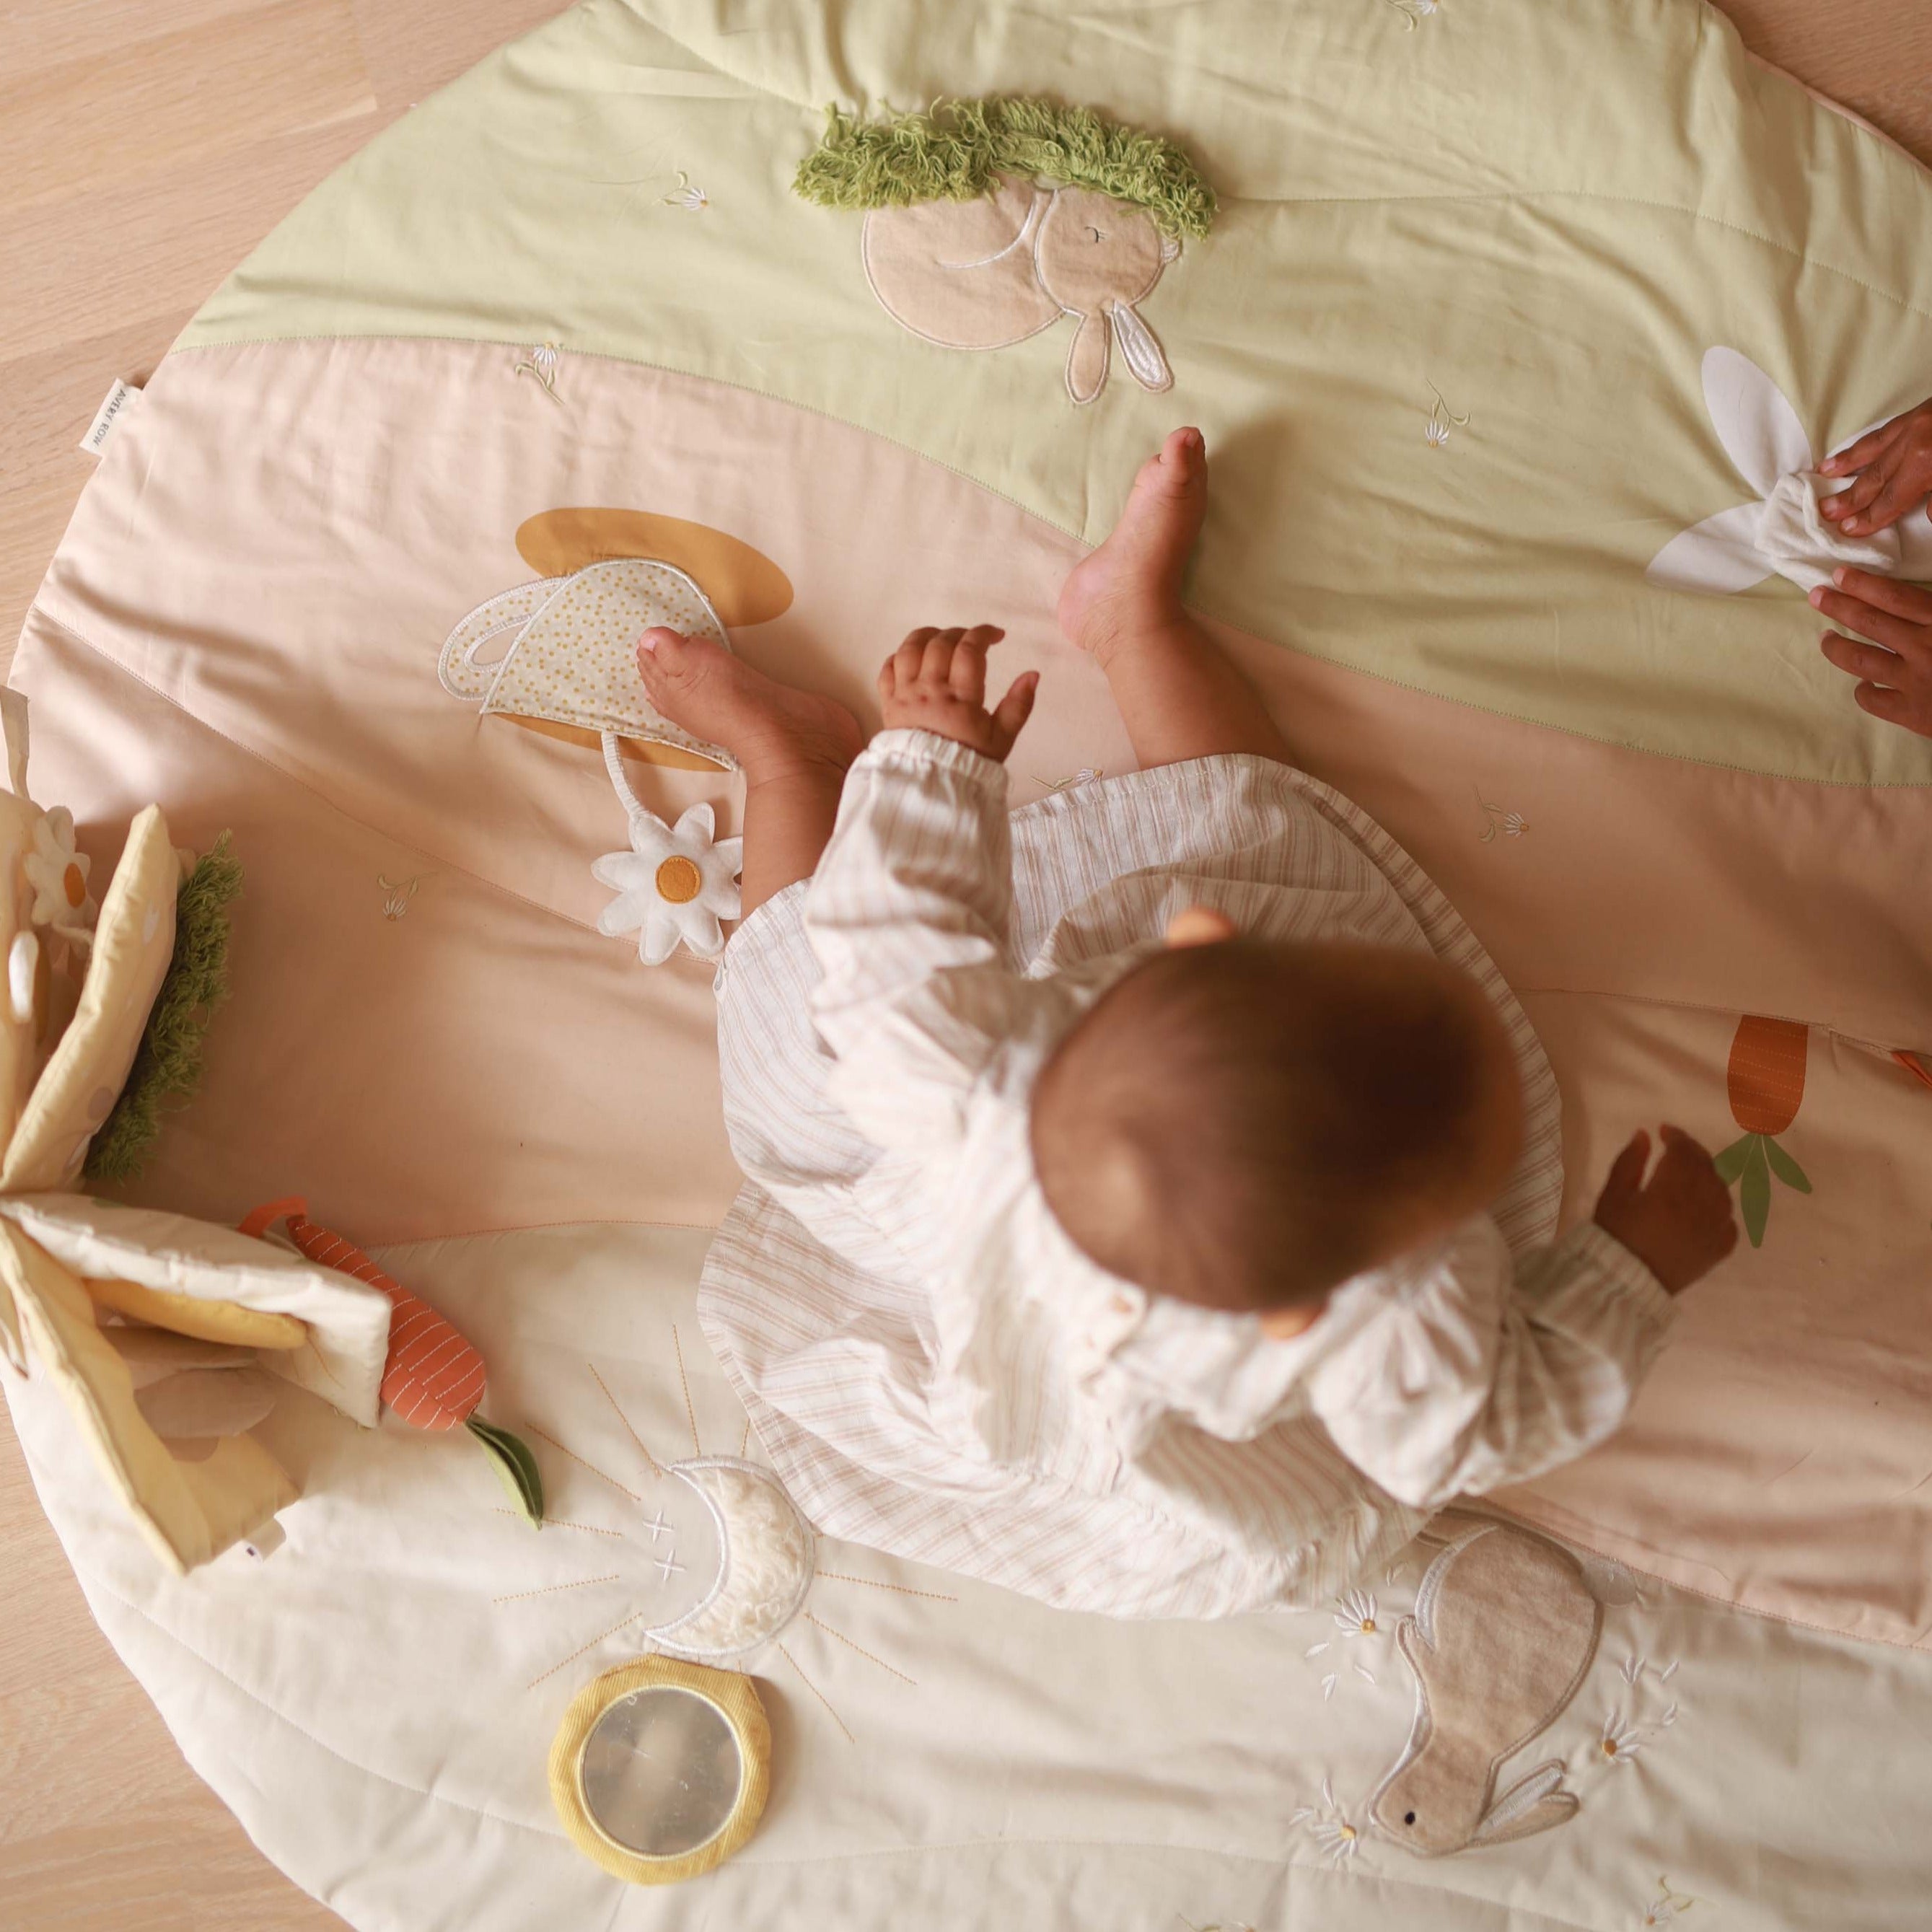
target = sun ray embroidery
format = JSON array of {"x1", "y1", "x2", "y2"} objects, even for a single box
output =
[
  {"x1": 491, "y1": 1574, "x2": 623, "y2": 1605},
  {"x1": 670, "y1": 1322, "x2": 703, "y2": 1458},
  {"x1": 523, "y1": 1423, "x2": 646, "y2": 1503},
  {"x1": 775, "y1": 1638, "x2": 858, "y2": 1745},
  {"x1": 804, "y1": 1611, "x2": 919, "y2": 1686},
  {"x1": 814, "y1": 1571, "x2": 960, "y2": 1604},
  {"x1": 494, "y1": 1509, "x2": 625, "y2": 1539},
  {"x1": 526, "y1": 1611, "x2": 656, "y2": 1691},
  {"x1": 587, "y1": 1361, "x2": 664, "y2": 1478}
]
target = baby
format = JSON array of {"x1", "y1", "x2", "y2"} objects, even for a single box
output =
[{"x1": 646, "y1": 429, "x2": 1737, "y2": 1618}]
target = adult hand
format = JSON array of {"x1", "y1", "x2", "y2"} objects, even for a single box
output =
[
  {"x1": 878, "y1": 625, "x2": 1038, "y2": 762},
  {"x1": 1818, "y1": 398, "x2": 1932, "y2": 539},
  {"x1": 1811, "y1": 566, "x2": 1932, "y2": 737}
]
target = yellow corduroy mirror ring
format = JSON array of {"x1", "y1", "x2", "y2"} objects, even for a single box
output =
[{"x1": 548, "y1": 1656, "x2": 771, "y2": 1884}]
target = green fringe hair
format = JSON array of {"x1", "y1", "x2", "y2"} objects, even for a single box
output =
[
  {"x1": 793, "y1": 97, "x2": 1216, "y2": 240},
  {"x1": 84, "y1": 834, "x2": 242, "y2": 1186}
]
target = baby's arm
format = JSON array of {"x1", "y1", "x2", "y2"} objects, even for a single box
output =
[
  {"x1": 1305, "y1": 1130, "x2": 1734, "y2": 1509},
  {"x1": 804, "y1": 627, "x2": 1037, "y2": 1152}
]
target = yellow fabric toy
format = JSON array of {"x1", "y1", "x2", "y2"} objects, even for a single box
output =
[{"x1": 0, "y1": 693, "x2": 389, "y2": 1573}]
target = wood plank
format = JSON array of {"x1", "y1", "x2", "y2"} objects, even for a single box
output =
[
  {"x1": 0, "y1": 1, "x2": 374, "y2": 214},
  {"x1": 1717, "y1": 0, "x2": 1932, "y2": 163}
]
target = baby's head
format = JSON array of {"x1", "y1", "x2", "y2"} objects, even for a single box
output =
[{"x1": 1030, "y1": 915, "x2": 1524, "y2": 1335}]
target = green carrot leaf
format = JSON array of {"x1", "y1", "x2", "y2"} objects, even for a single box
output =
[
  {"x1": 1712, "y1": 1133, "x2": 1757, "y2": 1185},
  {"x1": 467, "y1": 1417, "x2": 544, "y2": 1524},
  {"x1": 1762, "y1": 1138, "x2": 1812, "y2": 1194},
  {"x1": 1739, "y1": 1138, "x2": 1771, "y2": 1247}
]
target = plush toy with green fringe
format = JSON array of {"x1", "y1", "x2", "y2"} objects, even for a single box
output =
[
  {"x1": 796, "y1": 97, "x2": 1214, "y2": 405},
  {"x1": 87, "y1": 833, "x2": 242, "y2": 1184},
  {"x1": 794, "y1": 97, "x2": 1217, "y2": 237}
]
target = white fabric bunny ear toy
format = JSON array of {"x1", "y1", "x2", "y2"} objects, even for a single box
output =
[{"x1": 1647, "y1": 348, "x2": 1932, "y2": 596}]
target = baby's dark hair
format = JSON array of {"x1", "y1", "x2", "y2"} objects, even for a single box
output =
[{"x1": 1029, "y1": 937, "x2": 1519, "y2": 1313}]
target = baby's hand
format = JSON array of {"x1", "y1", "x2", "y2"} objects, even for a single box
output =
[
  {"x1": 1591, "y1": 1125, "x2": 1738, "y2": 1295},
  {"x1": 1819, "y1": 398, "x2": 1932, "y2": 538},
  {"x1": 878, "y1": 625, "x2": 1039, "y2": 763}
]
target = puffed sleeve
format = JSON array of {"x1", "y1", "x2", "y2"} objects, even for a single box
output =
[
  {"x1": 804, "y1": 729, "x2": 1027, "y2": 1154},
  {"x1": 1303, "y1": 1217, "x2": 1674, "y2": 1509}
]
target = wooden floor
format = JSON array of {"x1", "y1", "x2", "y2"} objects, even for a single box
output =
[{"x1": 0, "y1": 4, "x2": 1927, "y2": 1926}]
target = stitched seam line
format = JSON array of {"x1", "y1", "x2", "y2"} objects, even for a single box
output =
[
  {"x1": 725, "y1": 1831, "x2": 1604, "y2": 1923},
  {"x1": 1515, "y1": 985, "x2": 1923, "y2": 1042},
  {"x1": 364, "y1": 1216, "x2": 724, "y2": 1250},
  {"x1": 1494, "y1": 1499, "x2": 1932, "y2": 1651},
  {"x1": 20, "y1": 606, "x2": 605, "y2": 940},
  {"x1": 151, "y1": 336, "x2": 1932, "y2": 789},
  {"x1": 79, "y1": 1573, "x2": 570, "y2": 1843}
]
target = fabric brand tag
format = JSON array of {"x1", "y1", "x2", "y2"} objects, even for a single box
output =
[{"x1": 79, "y1": 379, "x2": 139, "y2": 458}]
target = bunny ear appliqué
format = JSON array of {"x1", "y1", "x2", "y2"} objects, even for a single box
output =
[
  {"x1": 1644, "y1": 503, "x2": 1773, "y2": 594},
  {"x1": 1064, "y1": 309, "x2": 1112, "y2": 405},
  {"x1": 1109, "y1": 301, "x2": 1173, "y2": 394},
  {"x1": 1703, "y1": 346, "x2": 1813, "y2": 496}
]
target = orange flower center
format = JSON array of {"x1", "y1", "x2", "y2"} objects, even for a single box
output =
[
  {"x1": 63, "y1": 863, "x2": 86, "y2": 908},
  {"x1": 654, "y1": 856, "x2": 701, "y2": 905}
]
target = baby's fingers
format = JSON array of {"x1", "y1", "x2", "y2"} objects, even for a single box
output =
[
  {"x1": 885, "y1": 628, "x2": 941, "y2": 694},
  {"x1": 949, "y1": 625, "x2": 1006, "y2": 703},
  {"x1": 986, "y1": 670, "x2": 1041, "y2": 758},
  {"x1": 1598, "y1": 1129, "x2": 1651, "y2": 1204}
]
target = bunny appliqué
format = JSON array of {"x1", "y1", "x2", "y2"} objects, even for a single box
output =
[
  {"x1": 1648, "y1": 346, "x2": 1932, "y2": 596},
  {"x1": 861, "y1": 175, "x2": 1180, "y2": 405},
  {"x1": 1368, "y1": 1516, "x2": 1604, "y2": 1857}
]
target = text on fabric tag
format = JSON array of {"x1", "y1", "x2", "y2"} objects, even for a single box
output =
[{"x1": 79, "y1": 379, "x2": 139, "y2": 458}]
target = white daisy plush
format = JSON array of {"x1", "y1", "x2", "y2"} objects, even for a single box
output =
[
  {"x1": 592, "y1": 800, "x2": 742, "y2": 965},
  {"x1": 24, "y1": 807, "x2": 97, "y2": 937}
]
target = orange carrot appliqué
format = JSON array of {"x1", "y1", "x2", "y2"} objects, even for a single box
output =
[
  {"x1": 1715, "y1": 1017, "x2": 1812, "y2": 1247},
  {"x1": 239, "y1": 1197, "x2": 543, "y2": 1521}
]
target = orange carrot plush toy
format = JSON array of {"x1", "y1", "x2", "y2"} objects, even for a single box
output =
[
  {"x1": 240, "y1": 1198, "x2": 543, "y2": 1520},
  {"x1": 1713, "y1": 1017, "x2": 1812, "y2": 1248}
]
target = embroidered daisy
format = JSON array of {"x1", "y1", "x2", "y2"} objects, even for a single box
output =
[
  {"x1": 592, "y1": 800, "x2": 742, "y2": 965},
  {"x1": 1599, "y1": 1709, "x2": 1646, "y2": 1765},
  {"x1": 24, "y1": 807, "x2": 97, "y2": 936},
  {"x1": 1641, "y1": 1876, "x2": 1700, "y2": 1926},
  {"x1": 1333, "y1": 1589, "x2": 1379, "y2": 1636},
  {"x1": 1291, "y1": 1780, "x2": 1361, "y2": 1864}
]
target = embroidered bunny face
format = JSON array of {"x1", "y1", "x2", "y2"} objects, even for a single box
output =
[{"x1": 861, "y1": 177, "x2": 1180, "y2": 405}]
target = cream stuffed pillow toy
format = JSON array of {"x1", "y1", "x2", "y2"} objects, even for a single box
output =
[{"x1": 0, "y1": 693, "x2": 388, "y2": 1573}]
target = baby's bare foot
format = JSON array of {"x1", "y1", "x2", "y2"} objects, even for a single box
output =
[
  {"x1": 1057, "y1": 426, "x2": 1208, "y2": 665},
  {"x1": 636, "y1": 630, "x2": 864, "y2": 781}
]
